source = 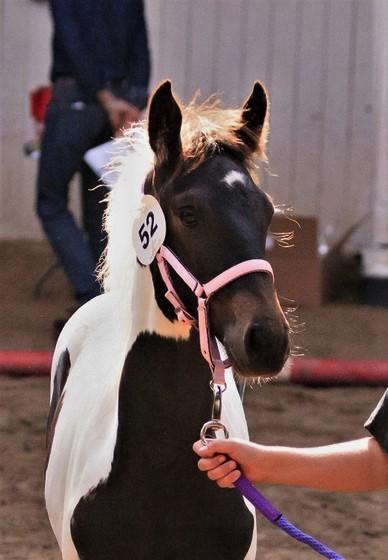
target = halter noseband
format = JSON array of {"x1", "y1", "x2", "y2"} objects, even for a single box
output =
[{"x1": 156, "y1": 245, "x2": 274, "y2": 386}]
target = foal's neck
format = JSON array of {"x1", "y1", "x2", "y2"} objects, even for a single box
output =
[{"x1": 113, "y1": 330, "x2": 213, "y2": 472}]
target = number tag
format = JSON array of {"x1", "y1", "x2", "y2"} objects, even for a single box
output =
[{"x1": 132, "y1": 195, "x2": 166, "y2": 265}]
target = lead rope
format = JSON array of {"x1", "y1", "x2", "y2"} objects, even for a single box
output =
[
  {"x1": 234, "y1": 476, "x2": 345, "y2": 559},
  {"x1": 155, "y1": 245, "x2": 345, "y2": 558},
  {"x1": 200, "y1": 391, "x2": 346, "y2": 560}
]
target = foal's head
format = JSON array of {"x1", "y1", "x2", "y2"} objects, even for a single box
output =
[{"x1": 145, "y1": 81, "x2": 289, "y2": 378}]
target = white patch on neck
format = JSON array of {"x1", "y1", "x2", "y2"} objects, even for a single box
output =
[{"x1": 223, "y1": 170, "x2": 246, "y2": 188}]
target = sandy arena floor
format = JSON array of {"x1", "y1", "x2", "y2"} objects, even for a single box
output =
[{"x1": 1, "y1": 240, "x2": 387, "y2": 559}]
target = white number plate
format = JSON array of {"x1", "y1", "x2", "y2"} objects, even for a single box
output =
[{"x1": 132, "y1": 195, "x2": 166, "y2": 265}]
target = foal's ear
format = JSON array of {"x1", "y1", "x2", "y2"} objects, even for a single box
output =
[
  {"x1": 237, "y1": 81, "x2": 268, "y2": 155},
  {"x1": 148, "y1": 81, "x2": 182, "y2": 181}
]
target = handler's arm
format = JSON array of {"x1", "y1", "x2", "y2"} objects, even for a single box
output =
[{"x1": 194, "y1": 437, "x2": 388, "y2": 491}]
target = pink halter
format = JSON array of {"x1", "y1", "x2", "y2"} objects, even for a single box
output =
[{"x1": 156, "y1": 245, "x2": 274, "y2": 386}]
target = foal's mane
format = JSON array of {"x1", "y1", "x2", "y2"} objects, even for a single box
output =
[
  {"x1": 99, "y1": 95, "x2": 269, "y2": 296},
  {"x1": 178, "y1": 96, "x2": 268, "y2": 173}
]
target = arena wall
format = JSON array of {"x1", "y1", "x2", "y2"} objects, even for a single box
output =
[{"x1": 1, "y1": 0, "x2": 385, "y2": 251}]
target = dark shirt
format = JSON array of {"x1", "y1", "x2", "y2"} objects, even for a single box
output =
[
  {"x1": 364, "y1": 389, "x2": 388, "y2": 452},
  {"x1": 49, "y1": 0, "x2": 150, "y2": 105}
]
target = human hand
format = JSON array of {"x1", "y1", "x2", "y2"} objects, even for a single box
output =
[
  {"x1": 193, "y1": 438, "x2": 264, "y2": 488},
  {"x1": 98, "y1": 90, "x2": 140, "y2": 134}
]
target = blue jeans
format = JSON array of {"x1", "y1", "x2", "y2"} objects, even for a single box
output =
[{"x1": 36, "y1": 80, "x2": 111, "y2": 305}]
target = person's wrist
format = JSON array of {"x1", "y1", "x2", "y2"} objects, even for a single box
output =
[{"x1": 249, "y1": 443, "x2": 274, "y2": 483}]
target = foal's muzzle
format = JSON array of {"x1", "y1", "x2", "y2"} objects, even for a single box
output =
[{"x1": 156, "y1": 245, "x2": 276, "y2": 385}]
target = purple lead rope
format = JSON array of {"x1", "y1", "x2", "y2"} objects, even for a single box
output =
[
  {"x1": 234, "y1": 475, "x2": 345, "y2": 559},
  {"x1": 200, "y1": 420, "x2": 345, "y2": 558}
]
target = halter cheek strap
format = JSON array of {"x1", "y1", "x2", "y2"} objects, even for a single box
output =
[{"x1": 156, "y1": 245, "x2": 274, "y2": 386}]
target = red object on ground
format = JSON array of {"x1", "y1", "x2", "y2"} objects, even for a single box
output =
[
  {"x1": 1, "y1": 351, "x2": 388, "y2": 385},
  {"x1": 283, "y1": 357, "x2": 388, "y2": 385},
  {"x1": 0, "y1": 351, "x2": 52, "y2": 376}
]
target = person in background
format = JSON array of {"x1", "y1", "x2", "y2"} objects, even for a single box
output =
[
  {"x1": 194, "y1": 389, "x2": 388, "y2": 491},
  {"x1": 36, "y1": 0, "x2": 150, "y2": 332}
]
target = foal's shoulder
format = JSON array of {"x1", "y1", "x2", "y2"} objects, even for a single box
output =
[{"x1": 51, "y1": 294, "x2": 116, "y2": 379}]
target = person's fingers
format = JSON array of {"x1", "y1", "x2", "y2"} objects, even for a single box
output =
[
  {"x1": 193, "y1": 439, "x2": 243, "y2": 489},
  {"x1": 193, "y1": 439, "x2": 238, "y2": 458},
  {"x1": 122, "y1": 107, "x2": 140, "y2": 126},
  {"x1": 217, "y1": 469, "x2": 242, "y2": 489},
  {"x1": 103, "y1": 98, "x2": 140, "y2": 131},
  {"x1": 206, "y1": 460, "x2": 238, "y2": 482},
  {"x1": 128, "y1": 105, "x2": 140, "y2": 118},
  {"x1": 197, "y1": 455, "x2": 226, "y2": 472},
  {"x1": 193, "y1": 440, "x2": 217, "y2": 457}
]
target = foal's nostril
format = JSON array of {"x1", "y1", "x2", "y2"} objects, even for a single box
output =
[
  {"x1": 244, "y1": 323, "x2": 264, "y2": 355},
  {"x1": 244, "y1": 320, "x2": 290, "y2": 372}
]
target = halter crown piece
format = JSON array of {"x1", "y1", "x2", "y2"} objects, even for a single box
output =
[{"x1": 156, "y1": 244, "x2": 274, "y2": 387}]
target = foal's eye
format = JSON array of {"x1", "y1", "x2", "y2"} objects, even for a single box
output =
[{"x1": 179, "y1": 207, "x2": 197, "y2": 227}]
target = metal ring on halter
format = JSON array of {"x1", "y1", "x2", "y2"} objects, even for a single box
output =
[
  {"x1": 209, "y1": 380, "x2": 227, "y2": 392},
  {"x1": 200, "y1": 420, "x2": 230, "y2": 446}
]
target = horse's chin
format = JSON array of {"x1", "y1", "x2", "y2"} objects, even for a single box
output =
[
  {"x1": 225, "y1": 343, "x2": 286, "y2": 381},
  {"x1": 231, "y1": 363, "x2": 281, "y2": 381}
]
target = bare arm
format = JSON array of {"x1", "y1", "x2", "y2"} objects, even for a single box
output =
[{"x1": 193, "y1": 437, "x2": 388, "y2": 492}]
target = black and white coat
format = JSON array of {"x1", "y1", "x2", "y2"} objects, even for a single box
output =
[{"x1": 45, "y1": 137, "x2": 257, "y2": 560}]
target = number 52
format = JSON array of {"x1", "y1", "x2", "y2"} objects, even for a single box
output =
[{"x1": 138, "y1": 211, "x2": 158, "y2": 249}]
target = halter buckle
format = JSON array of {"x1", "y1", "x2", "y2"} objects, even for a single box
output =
[{"x1": 165, "y1": 290, "x2": 195, "y2": 325}]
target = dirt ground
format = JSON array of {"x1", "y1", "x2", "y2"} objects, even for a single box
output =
[{"x1": 1, "y1": 240, "x2": 388, "y2": 559}]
